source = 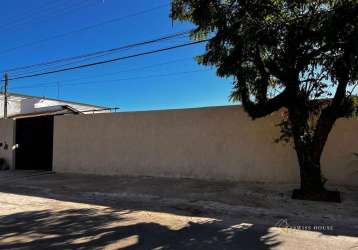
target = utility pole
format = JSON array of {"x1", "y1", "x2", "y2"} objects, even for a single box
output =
[{"x1": 3, "y1": 73, "x2": 8, "y2": 119}]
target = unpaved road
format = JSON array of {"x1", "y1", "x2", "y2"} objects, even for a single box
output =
[{"x1": 0, "y1": 171, "x2": 357, "y2": 250}]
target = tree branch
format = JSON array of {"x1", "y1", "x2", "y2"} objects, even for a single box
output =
[
  {"x1": 311, "y1": 72, "x2": 349, "y2": 161},
  {"x1": 240, "y1": 86, "x2": 288, "y2": 119},
  {"x1": 254, "y1": 46, "x2": 270, "y2": 103}
]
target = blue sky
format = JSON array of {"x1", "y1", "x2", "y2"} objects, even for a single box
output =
[{"x1": 0, "y1": 0, "x2": 234, "y2": 111}]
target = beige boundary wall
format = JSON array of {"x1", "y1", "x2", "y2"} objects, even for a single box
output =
[{"x1": 53, "y1": 106, "x2": 358, "y2": 186}]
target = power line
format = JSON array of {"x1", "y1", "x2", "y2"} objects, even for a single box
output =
[
  {"x1": 10, "y1": 57, "x2": 194, "y2": 89},
  {"x1": 0, "y1": 3, "x2": 169, "y2": 56},
  {"x1": 10, "y1": 39, "x2": 190, "y2": 77},
  {"x1": 9, "y1": 49, "x2": 135, "y2": 77},
  {"x1": 6, "y1": 40, "x2": 208, "y2": 81},
  {"x1": 6, "y1": 31, "x2": 189, "y2": 76},
  {"x1": 10, "y1": 69, "x2": 210, "y2": 90},
  {"x1": 5, "y1": 32, "x2": 190, "y2": 77}
]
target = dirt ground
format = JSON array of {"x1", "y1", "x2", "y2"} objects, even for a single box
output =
[{"x1": 0, "y1": 171, "x2": 357, "y2": 250}]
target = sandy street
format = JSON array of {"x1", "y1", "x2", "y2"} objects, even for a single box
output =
[{"x1": 0, "y1": 171, "x2": 357, "y2": 250}]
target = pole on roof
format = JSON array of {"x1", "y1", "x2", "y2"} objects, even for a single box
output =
[{"x1": 3, "y1": 73, "x2": 8, "y2": 119}]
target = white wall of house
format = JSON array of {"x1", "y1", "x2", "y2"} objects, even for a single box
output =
[
  {"x1": 0, "y1": 96, "x2": 22, "y2": 118},
  {"x1": 0, "y1": 94, "x2": 107, "y2": 118},
  {"x1": 0, "y1": 119, "x2": 15, "y2": 169}
]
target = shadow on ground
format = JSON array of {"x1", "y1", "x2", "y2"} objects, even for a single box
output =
[
  {"x1": 0, "y1": 172, "x2": 357, "y2": 241},
  {"x1": 0, "y1": 208, "x2": 280, "y2": 250}
]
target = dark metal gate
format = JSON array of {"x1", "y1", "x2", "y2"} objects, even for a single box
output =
[{"x1": 15, "y1": 116, "x2": 54, "y2": 171}]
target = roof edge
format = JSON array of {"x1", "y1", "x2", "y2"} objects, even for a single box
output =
[{"x1": 0, "y1": 91, "x2": 109, "y2": 109}]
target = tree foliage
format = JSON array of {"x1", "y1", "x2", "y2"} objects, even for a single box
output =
[{"x1": 172, "y1": 0, "x2": 358, "y2": 193}]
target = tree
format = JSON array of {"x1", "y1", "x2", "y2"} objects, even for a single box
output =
[{"x1": 171, "y1": 0, "x2": 358, "y2": 201}]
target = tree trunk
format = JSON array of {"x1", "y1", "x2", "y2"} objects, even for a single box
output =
[
  {"x1": 296, "y1": 150, "x2": 325, "y2": 192},
  {"x1": 289, "y1": 104, "x2": 341, "y2": 202},
  {"x1": 288, "y1": 97, "x2": 330, "y2": 199}
]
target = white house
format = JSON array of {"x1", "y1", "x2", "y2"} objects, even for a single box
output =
[{"x1": 0, "y1": 92, "x2": 111, "y2": 118}]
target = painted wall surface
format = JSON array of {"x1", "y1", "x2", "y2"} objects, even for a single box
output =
[
  {"x1": 53, "y1": 106, "x2": 358, "y2": 186},
  {"x1": 0, "y1": 97, "x2": 22, "y2": 118},
  {"x1": 0, "y1": 119, "x2": 15, "y2": 169}
]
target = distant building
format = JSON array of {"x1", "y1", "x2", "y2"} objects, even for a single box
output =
[
  {"x1": 0, "y1": 92, "x2": 113, "y2": 171},
  {"x1": 0, "y1": 92, "x2": 110, "y2": 119}
]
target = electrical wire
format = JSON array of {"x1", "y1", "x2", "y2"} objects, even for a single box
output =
[
  {"x1": 8, "y1": 33, "x2": 190, "y2": 77},
  {"x1": 10, "y1": 57, "x2": 194, "y2": 89},
  {"x1": 4, "y1": 31, "x2": 190, "y2": 74},
  {"x1": 5, "y1": 40, "x2": 208, "y2": 81},
  {"x1": 10, "y1": 40, "x2": 190, "y2": 77},
  {"x1": 10, "y1": 69, "x2": 210, "y2": 90}
]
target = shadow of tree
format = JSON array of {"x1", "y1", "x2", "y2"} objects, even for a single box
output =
[{"x1": 0, "y1": 208, "x2": 281, "y2": 250}]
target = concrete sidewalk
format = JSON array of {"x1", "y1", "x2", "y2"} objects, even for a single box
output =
[{"x1": 0, "y1": 171, "x2": 357, "y2": 249}]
